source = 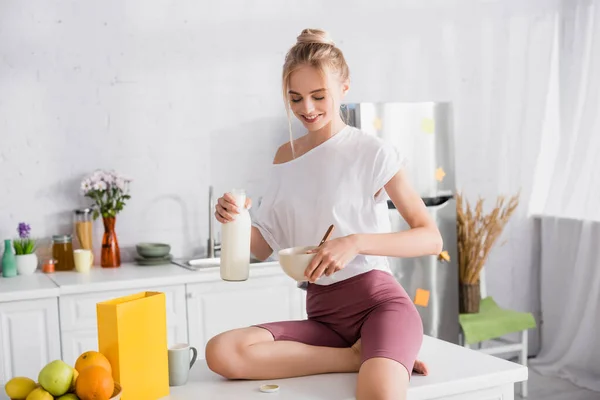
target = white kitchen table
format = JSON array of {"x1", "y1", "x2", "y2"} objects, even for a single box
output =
[
  {"x1": 0, "y1": 336, "x2": 526, "y2": 400},
  {"x1": 162, "y1": 335, "x2": 528, "y2": 400}
]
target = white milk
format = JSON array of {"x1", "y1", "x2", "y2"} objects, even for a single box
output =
[{"x1": 220, "y1": 189, "x2": 251, "y2": 281}]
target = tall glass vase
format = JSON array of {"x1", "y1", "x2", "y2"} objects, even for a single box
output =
[{"x1": 101, "y1": 217, "x2": 121, "y2": 268}]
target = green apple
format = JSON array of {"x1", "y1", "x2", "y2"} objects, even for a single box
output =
[{"x1": 38, "y1": 360, "x2": 74, "y2": 396}]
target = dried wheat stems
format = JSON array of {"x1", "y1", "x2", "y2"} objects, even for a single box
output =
[{"x1": 456, "y1": 191, "x2": 520, "y2": 285}]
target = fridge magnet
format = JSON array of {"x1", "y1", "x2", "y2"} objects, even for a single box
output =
[
  {"x1": 373, "y1": 117, "x2": 382, "y2": 131},
  {"x1": 435, "y1": 167, "x2": 446, "y2": 182},
  {"x1": 414, "y1": 288, "x2": 430, "y2": 307},
  {"x1": 438, "y1": 250, "x2": 451, "y2": 263},
  {"x1": 421, "y1": 118, "x2": 435, "y2": 134}
]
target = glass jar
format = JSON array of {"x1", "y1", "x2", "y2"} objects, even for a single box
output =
[
  {"x1": 52, "y1": 234, "x2": 75, "y2": 271},
  {"x1": 74, "y1": 208, "x2": 93, "y2": 250},
  {"x1": 42, "y1": 258, "x2": 56, "y2": 273}
]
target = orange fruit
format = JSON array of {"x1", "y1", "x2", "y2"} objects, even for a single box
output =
[
  {"x1": 75, "y1": 365, "x2": 114, "y2": 400},
  {"x1": 74, "y1": 351, "x2": 112, "y2": 375}
]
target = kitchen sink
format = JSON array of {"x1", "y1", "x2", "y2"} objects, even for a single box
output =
[{"x1": 171, "y1": 256, "x2": 264, "y2": 271}]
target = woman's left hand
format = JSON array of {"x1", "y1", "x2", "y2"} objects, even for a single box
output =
[{"x1": 304, "y1": 235, "x2": 360, "y2": 283}]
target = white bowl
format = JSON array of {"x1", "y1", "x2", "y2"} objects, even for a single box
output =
[{"x1": 278, "y1": 245, "x2": 317, "y2": 282}]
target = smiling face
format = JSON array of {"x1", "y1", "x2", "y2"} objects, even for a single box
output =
[{"x1": 288, "y1": 65, "x2": 349, "y2": 132}]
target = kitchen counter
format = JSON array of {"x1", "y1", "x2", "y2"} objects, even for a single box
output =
[
  {"x1": 0, "y1": 260, "x2": 284, "y2": 298},
  {"x1": 44, "y1": 262, "x2": 198, "y2": 295},
  {"x1": 162, "y1": 335, "x2": 528, "y2": 400},
  {"x1": 0, "y1": 272, "x2": 59, "y2": 302},
  {"x1": 0, "y1": 261, "x2": 282, "y2": 299}
]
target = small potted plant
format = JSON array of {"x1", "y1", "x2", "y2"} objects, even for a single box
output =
[
  {"x1": 80, "y1": 169, "x2": 132, "y2": 268},
  {"x1": 13, "y1": 222, "x2": 38, "y2": 275}
]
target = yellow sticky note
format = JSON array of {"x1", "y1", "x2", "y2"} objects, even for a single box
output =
[
  {"x1": 421, "y1": 118, "x2": 435, "y2": 134},
  {"x1": 373, "y1": 117, "x2": 382, "y2": 131},
  {"x1": 438, "y1": 250, "x2": 450, "y2": 263},
  {"x1": 414, "y1": 288, "x2": 430, "y2": 307},
  {"x1": 435, "y1": 167, "x2": 446, "y2": 182}
]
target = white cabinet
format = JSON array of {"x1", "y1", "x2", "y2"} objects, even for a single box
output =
[
  {"x1": 186, "y1": 274, "x2": 305, "y2": 359},
  {"x1": 0, "y1": 298, "x2": 61, "y2": 385},
  {"x1": 59, "y1": 285, "x2": 188, "y2": 365}
]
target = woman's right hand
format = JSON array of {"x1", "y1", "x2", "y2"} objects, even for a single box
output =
[{"x1": 215, "y1": 192, "x2": 252, "y2": 223}]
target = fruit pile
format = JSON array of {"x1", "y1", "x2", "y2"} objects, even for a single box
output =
[{"x1": 4, "y1": 351, "x2": 115, "y2": 400}]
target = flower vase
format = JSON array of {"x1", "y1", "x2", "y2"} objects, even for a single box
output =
[
  {"x1": 459, "y1": 281, "x2": 481, "y2": 314},
  {"x1": 101, "y1": 217, "x2": 121, "y2": 268},
  {"x1": 2, "y1": 239, "x2": 17, "y2": 278}
]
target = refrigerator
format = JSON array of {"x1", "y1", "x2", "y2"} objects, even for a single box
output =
[{"x1": 343, "y1": 101, "x2": 460, "y2": 344}]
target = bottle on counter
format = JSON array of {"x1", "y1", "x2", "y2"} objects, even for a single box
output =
[
  {"x1": 2, "y1": 239, "x2": 17, "y2": 278},
  {"x1": 220, "y1": 189, "x2": 251, "y2": 281}
]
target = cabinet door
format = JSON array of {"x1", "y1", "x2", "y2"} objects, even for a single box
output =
[
  {"x1": 186, "y1": 275, "x2": 304, "y2": 358},
  {"x1": 59, "y1": 285, "x2": 188, "y2": 365},
  {"x1": 0, "y1": 298, "x2": 61, "y2": 385}
]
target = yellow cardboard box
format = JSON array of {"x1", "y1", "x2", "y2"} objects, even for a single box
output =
[{"x1": 97, "y1": 291, "x2": 170, "y2": 400}]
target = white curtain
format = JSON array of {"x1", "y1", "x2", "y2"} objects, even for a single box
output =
[
  {"x1": 530, "y1": 0, "x2": 600, "y2": 392},
  {"x1": 531, "y1": 217, "x2": 600, "y2": 392},
  {"x1": 531, "y1": 0, "x2": 600, "y2": 221}
]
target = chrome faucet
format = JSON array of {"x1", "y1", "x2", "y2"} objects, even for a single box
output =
[{"x1": 207, "y1": 185, "x2": 221, "y2": 258}]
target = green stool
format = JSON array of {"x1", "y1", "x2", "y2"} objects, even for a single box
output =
[{"x1": 459, "y1": 296, "x2": 537, "y2": 398}]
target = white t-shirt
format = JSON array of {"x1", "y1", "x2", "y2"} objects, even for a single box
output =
[{"x1": 252, "y1": 125, "x2": 406, "y2": 286}]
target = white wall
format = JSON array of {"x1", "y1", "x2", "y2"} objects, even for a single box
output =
[{"x1": 0, "y1": 0, "x2": 557, "y2": 352}]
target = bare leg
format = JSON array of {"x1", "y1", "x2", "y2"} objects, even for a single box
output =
[
  {"x1": 356, "y1": 357, "x2": 410, "y2": 400},
  {"x1": 352, "y1": 339, "x2": 429, "y2": 375},
  {"x1": 205, "y1": 327, "x2": 361, "y2": 380}
]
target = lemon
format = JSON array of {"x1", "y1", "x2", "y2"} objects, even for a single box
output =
[
  {"x1": 25, "y1": 387, "x2": 53, "y2": 400},
  {"x1": 57, "y1": 394, "x2": 80, "y2": 400},
  {"x1": 68, "y1": 368, "x2": 79, "y2": 392},
  {"x1": 5, "y1": 376, "x2": 37, "y2": 399}
]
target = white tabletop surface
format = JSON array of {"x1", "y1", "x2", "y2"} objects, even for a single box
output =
[
  {"x1": 162, "y1": 336, "x2": 528, "y2": 400},
  {"x1": 0, "y1": 272, "x2": 59, "y2": 302},
  {"x1": 0, "y1": 331, "x2": 527, "y2": 400}
]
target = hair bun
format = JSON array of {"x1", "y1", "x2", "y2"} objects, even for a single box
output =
[{"x1": 296, "y1": 28, "x2": 335, "y2": 46}]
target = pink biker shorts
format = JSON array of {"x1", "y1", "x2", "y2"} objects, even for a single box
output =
[{"x1": 255, "y1": 269, "x2": 424, "y2": 375}]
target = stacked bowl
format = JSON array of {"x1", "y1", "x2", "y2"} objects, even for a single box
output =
[{"x1": 134, "y1": 243, "x2": 172, "y2": 266}]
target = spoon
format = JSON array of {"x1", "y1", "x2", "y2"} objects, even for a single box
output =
[{"x1": 318, "y1": 224, "x2": 335, "y2": 247}]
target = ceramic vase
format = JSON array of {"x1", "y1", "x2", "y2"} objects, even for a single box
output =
[
  {"x1": 101, "y1": 217, "x2": 121, "y2": 268},
  {"x1": 2, "y1": 239, "x2": 17, "y2": 278},
  {"x1": 16, "y1": 253, "x2": 38, "y2": 275}
]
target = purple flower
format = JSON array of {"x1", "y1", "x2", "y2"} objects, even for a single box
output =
[{"x1": 17, "y1": 222, "x2": 31, "y2": 239}]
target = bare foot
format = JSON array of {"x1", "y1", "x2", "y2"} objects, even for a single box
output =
[
  {"x1": 351, "y1": 338, "x2": 429, "y2": 375},
  {"x1": 413, "y1": 360, "x2": 429, "y2": 376}
]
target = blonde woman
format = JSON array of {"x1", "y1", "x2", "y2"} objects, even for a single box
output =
[{"x1": 207, "y1": 28, "x2": 442, "y2": 399}]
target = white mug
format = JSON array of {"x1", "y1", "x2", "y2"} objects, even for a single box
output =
[
  {"x1": 168, "y1": 343, "x2": 198, "y2": 386},
  {"x1": 74, "y1": 249, "x2": 94, "y2": 273}
]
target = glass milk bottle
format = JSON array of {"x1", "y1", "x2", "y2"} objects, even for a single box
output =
[{"x1": 220, "y1": 189, "x2": 251, "y2": 281}]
